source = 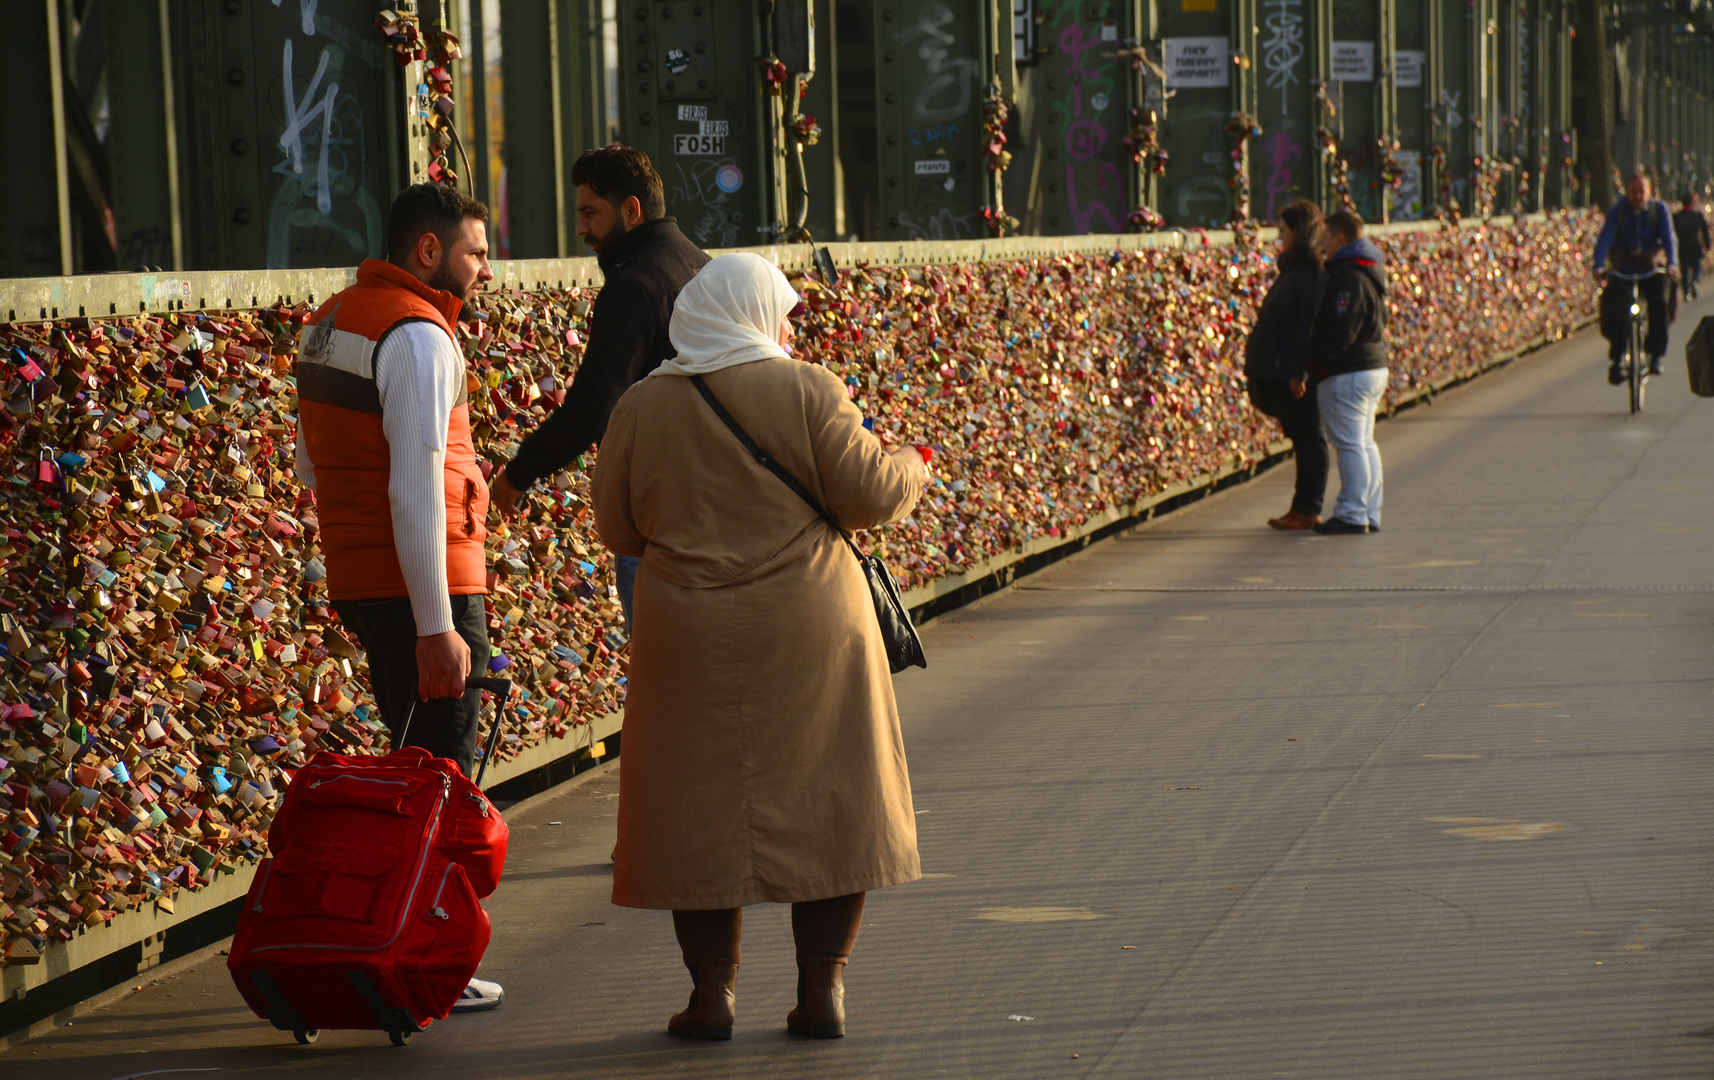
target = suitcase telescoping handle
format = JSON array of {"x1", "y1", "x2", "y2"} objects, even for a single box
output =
[
  {"x1": 394, "y1": 676, "x2": 515, "y2": 787},
  {"x1": 466, "y1": 676, "x2": 512, "y2": 787}
]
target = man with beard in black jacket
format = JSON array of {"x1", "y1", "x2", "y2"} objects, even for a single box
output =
[
  {"x1": 1304, "y1": 210, "x2": 1389, "y2": 536},
  {"x1": 490, "y1": 145, "x2": 710, "y2": 626}
]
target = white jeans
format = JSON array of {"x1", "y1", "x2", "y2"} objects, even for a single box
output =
[{"x1": 1317, "y1": 369, "x2": 1388, "y2": 526}]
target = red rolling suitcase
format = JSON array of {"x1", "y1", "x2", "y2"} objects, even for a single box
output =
[{"x1": 228, "y1": 678, "x2": 513, "y2": 1046}]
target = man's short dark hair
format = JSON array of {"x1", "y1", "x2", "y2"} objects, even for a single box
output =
[
  {"x1": 1325, "y1": 210, "x2": 1365, "y2": 242},
  {"x1": 571, "y1": 144, "x2": 666, "y2": 221},
  {"x1": 387, "y1": 183, "x2": 489, "y2": 264}
]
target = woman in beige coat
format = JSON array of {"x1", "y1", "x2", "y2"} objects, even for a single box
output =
[{"x1": 591, "y1": 252, "x2": 929, "y2": 1041}]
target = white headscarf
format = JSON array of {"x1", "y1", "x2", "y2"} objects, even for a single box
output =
[{"x1": 654, "y1": 252, "x2": 800, "y2": 377}]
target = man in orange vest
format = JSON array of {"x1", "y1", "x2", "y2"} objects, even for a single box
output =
[{"x1": 293, "y1": 183, "x2": 503, "y2": 1011}]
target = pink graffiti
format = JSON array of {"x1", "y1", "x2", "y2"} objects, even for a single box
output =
[
  {"x1": 1058, "y1": 19, "x2": 1118, "y2": 234},
  {"x1": 1067, "y1": 162, "x2": 1122, "y2": 233},
  {"x1": 1263, "y1": 131, "x2": 1304, "y2": 222},
  {"x1": 1058, "y1": 24, "x2": 1104, "y2": 118},
  {"x1": 1066, "y1": 119, "x2": 1106, "y2": 161}
]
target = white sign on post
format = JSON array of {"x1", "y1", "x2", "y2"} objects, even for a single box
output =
[
  {"x1": 1331, "y1": 41, "x2": 1375, "y2": 82},
  {"x1": 1389, "y1": 150, "x2": 1424, "y2": 221},
  {"x1": 1394, "y1": 50, "x2": 1424, "y2": 88},
  {"x1": 1163, "y1": 37, "x2": 1230, "y2": 87}
]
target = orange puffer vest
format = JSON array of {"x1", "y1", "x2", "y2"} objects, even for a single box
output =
[{"x1": 296, "y1": 259, "x2": 489, "y2": 600}]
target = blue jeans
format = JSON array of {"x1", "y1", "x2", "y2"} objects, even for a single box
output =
[
  {"x1": 1317, "y1": 369, "x2": 1388, "y2": 527},
  {"x1": 615, "y1": 554, "x2": 640, "y2": 633}
]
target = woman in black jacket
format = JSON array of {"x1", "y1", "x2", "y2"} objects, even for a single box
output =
[{"x1": 1244, "y1": 199, "x2": 1330, "y2": 530}]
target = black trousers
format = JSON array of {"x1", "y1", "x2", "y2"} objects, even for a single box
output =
[
  {"x1": 1600, "y1": 274, "x2": 1670, "y2": 361},
  {"x1": 331, "y1": 594, "x2": 491, "y2": 776},
  {"x1": 1247, "y1": 377, "x2": 1329, "y2": 518}
]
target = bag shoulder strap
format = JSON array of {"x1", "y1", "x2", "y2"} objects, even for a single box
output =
[{"x1": 687, "y1": 374, "x2": 863, "y2": 558}]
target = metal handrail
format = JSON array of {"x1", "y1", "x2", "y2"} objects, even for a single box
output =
[{"x1": 0, "y1": 215, "x2": 1551, "y2": 325}]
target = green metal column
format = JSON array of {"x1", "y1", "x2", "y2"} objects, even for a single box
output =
[
  {"x1": 1312, "y1": 0, "x2": 1332, "y2": 207},
  {"x1": 1027, "y1": 0, "x2": 1141, "y2": 233},
  {"x1": 617, "y1": 0, "x2": 779, "y2": 247},
  {"x1": 1231, "y1": 0, "x2": 1258, "y2": 224},
  {"x1": 800, "y1": 0, "x2": 847, "y2": 241},
  {"x1": 1155, "y1": 0, "x2": 1236, "y2": 226},
  {"x1": 5, "y1": 5, "x2": 65, "y2": 278},
  {"x1": 871, "y1": 0, "x2": 993, "y2": 239},
  {"x1": 104, "y1": 2, "x2": 183, "y2": 271},
  {"x1": 1474, "y1": 0, "x2": 1487, "y2": 215},
  {"x1": 1389, "y1": 0, "x2": 1426, "y2": 221},
  {"x1": 1569, "y1": 0, "x2": 1610, "y2": 204},
  {"x1": 170, "y1": 0, "x2": 399, "y2": 271},
  {"x1": 501, "y1": 0, "x2": 568, "y2": 258},
  {"x1": 1331, "y1": 0, "x2": 1379, "y2": 222},
  {"x1": 1252, "y1": 0, "x2": 1319, "y2": 223}
]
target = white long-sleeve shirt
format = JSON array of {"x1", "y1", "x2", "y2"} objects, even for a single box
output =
[{"x1": 296, "y1": 321, "x2": 462, "y2": 636}]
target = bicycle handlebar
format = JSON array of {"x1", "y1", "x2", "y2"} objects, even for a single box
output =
[{"x1": 1603, "y1": 267, "x2": 1669, "y2": 280}]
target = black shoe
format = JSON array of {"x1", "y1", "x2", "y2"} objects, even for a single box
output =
[
  {"x1": 1647, "y1": 356, "x2": 1663, "y2": 376},
  {"x1": 1607, "y1": 361, "x2": 1625, "y2": 385},
  {"x1": 1312, "y1": 518, "x2": 1370, "y2": 535},
  {"x1": 1367, "y1": 523, "x2": 1381, "y2": 533}
]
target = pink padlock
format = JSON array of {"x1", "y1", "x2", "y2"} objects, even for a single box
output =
[{"x1": 36, "y1": 450, "x2": 60, "y2": 485}]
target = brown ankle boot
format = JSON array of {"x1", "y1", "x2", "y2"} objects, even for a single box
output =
[
  {"x1": 786, "y1": 960, "x2": 845, "y2": 1038},
  {"x1": 667, "y1": 963, "x2": 737, "y2": 1040}
]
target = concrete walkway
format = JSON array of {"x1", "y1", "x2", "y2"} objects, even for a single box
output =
[{"x1": 4, "y1": 303, "x2": 1711, "y2": 1079}]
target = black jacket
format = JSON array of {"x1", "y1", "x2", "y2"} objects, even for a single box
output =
[
  {"x1": 1673, "y1": 209, "x2": 1710, "y2": 259},
  {"x1": 1243, "y1": 259, "x2": 1327, "y2": 381},
  {"x1": 504, "y1": 218, "x2": 710, "y2": 489},
  {"x1": 1305, "y1": 238, "x2": 1389, "y2": 379}
]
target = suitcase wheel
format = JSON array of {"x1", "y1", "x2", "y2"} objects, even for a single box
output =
[
  {"x1": 294, "y1": 1029, "x2": 319, "y2": 1045},
  {"x1": 389, "y1": 1029, "x2": 414, "y2": 1047}
]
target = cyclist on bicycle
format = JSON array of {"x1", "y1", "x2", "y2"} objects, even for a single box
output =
[{"x1": 1593, "y1": 172, "x2": 1679, "y2": 382}]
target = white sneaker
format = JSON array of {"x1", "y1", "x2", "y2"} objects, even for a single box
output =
[{"x1": 452, "y1": 976, "x2": 504, "y2": 1013}]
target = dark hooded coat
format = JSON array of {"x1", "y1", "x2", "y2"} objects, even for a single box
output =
[{"x1": 1305, "y1": 237, "x2": 1389, "y2": 380}]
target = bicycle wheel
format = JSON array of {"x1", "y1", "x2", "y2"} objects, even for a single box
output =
[{"x1": 1629, "y1": 322, "x2": 1645, "y2": 414}]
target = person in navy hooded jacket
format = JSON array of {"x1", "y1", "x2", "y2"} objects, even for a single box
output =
[{"x1": 1303, "y1": 210, "x2": 1388, "y2": 535}]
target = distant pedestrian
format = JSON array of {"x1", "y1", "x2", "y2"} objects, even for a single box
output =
[
  {"x1": 1245, "y1": 199, "x2": 1330, "y2": 530},
  {"x1": 591, "y1": 253, "x2": 931, "y2": 1042},
  {"x1": 490, "y1": 145, "x2": 709, "y2": 628},
  {"x1": 1673, "y1": 192, "x2": 1710, "y2": 300},
  {"x1": 1304, "y1": 210, "x2": 1389, "y2": 535}
]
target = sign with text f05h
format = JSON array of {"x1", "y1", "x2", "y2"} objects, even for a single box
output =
[{"x1": 1163, "y1": 37, "x2": 1230, "y2": 87}]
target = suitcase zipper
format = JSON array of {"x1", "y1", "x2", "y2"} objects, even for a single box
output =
[
  {"x1": 427, "y1": 862, "x2": 457, "y2": 920},
  {"x1": 308, "y1": 774, "x2": 414, "y2": 789},
  {"x1": 251, "y1": 859, "x2": 275, "y2": 915},
  {"x1": 251, "y1": 774, "x2": 452, "y2": 956}
]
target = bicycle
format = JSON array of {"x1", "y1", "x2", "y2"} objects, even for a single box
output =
[{"x1": 1605, "y1": 266, "x2": 1666, "y2": 414}]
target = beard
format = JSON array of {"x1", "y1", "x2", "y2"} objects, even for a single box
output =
[
  {"x1": 592, "y1": 217, "x2": 629, "y2": 271},
  {"x1": 427, "y1": 260, "x2": 474, "y2": 305}
]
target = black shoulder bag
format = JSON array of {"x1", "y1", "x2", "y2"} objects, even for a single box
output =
[{"x1": 688, "y1": 374, "x2": 927, "y2": 673}]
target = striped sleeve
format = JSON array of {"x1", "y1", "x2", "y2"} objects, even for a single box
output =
[{"x1": 375, "y1": 322, "x2": 459, "y2": 636}]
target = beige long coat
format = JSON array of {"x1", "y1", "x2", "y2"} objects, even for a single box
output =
[{"x1": 591, "y1": 357, "x2": 925, "y2": 909}]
